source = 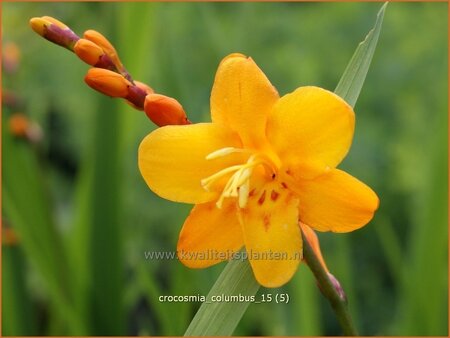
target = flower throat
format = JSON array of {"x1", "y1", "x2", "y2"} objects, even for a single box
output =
[{"x1": 201, "y1": 147, "x2": 277, "y2": 209}]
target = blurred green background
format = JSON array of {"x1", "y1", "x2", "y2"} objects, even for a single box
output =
[{"x1": 2, "y1": 2, "x2": 448, "y2": 336}]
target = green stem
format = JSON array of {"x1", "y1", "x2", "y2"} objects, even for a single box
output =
[{"x1": 302, "y1": 230, "x2": 358, "y2": 336}]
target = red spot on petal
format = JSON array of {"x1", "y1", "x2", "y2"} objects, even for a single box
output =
[
  {"x1": 258, "y1": 190, "x2": 266, "y2": 205},
  {"x1": 263, "y1": 214, "x2": 271, "y2": 231},
  {"x1": 271, "y1": 190, "x2": 280, "y2": 201},
  {"x1": 281, "y1": 182, "x2": 288, "y2": 189}
]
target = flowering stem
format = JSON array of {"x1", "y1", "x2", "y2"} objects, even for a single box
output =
[{"x1": 302, "y1": 229, "x2": 358, "y2": 336}]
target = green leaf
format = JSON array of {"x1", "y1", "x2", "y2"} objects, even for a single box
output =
[
  {"x1": 69, "y1": 95, "x2": 124, "y2": 335},
  {"x1": 184, "y1": 257, "x2": 260, "y2": 336},
  {"x1": 335, "y1": 2, "x2": 387, "y2": 107},
  {"x1": 2, "y1": 113, "x2": 83, "y2": 334},
  {"x1": 2, "y1": 246, "x2": 37, "y2": 335}
]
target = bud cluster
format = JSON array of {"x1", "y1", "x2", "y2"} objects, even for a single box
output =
[{"x1": 30, "y1": 16, "x2": 190, "y2": 127}]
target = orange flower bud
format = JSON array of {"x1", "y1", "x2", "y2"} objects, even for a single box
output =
[
  {"x1": 41, "y1": 16, "x2": 68, "y2": 29},
  {"x1": 74, "y1": 38, "x2": 105, "y2": 66},
  {"x1": 29, "y1": 16, "x2": 79, "y2": 50},
  {"x1": 83, "y1": 30, "x2": 124, "y2": 71},
  {"x1": 9, "y1": 113, "x2": 29, "y2": 137},
  {"x1": 144, "y1": 94, "x2": 190, "y2": 126},
  {"x1": 29, "y1": 17, "x2": 51, "y2": 37},
  {"x1": 85, "y1": 68, "x2": 131, "y2": 98}
]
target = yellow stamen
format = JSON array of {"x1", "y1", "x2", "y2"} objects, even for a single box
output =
[
  {"x1": 238, "y1": 179, "x2": 250, "y2": 208},
  {"x1": 201, "y1": 164, "x2": 243, "y2": 189},
  {"x1": 230, "y1": 167, "x2": 251, "y2": 194},
  {"x1": 204, "y1": 152, "x2": 276, "y2": 209},
  {"x1": 205, "y1": 147, "x2": 250, "y2": 160},
  {"x1": 216, "y1": 176, "x2": 236, "y2": 208}
]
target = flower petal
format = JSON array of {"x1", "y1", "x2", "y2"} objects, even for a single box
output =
[
  {"x1": 267, "y1": 86, "x2": 355, "y2": 179},
  {"x1": 138, "y1": 123, "x2": 243, "y2": 204},
  {"x1": 211, "y1": 53, "x2": 279, "y2": 148},
  {"x1": 292, "y1": 169, "x2": 379, "y2": 232},
  {"x1": 239, "y1": 186, "x2": 302, "y2": 287},
  {"x1": 177, "y1": 200, "x2": 243, "y2": 268}
]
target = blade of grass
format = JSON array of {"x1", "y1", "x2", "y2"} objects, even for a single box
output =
[
  {"x1": 335, "y1": 2, "x2": 387, "y2": 107},
  {"x1": 289, "y1": 266, "x2": 321, "y2": 335},
  {"x1": 70, "y1": 95, "x2": 124, "y2": 335},
  {"x1": 2, "y1": 116, "x2": 83, "y2": 334},
  {"x1": 135, "y1": 262, "x2": 173, "y2": 335},
  {"x1": 395, "y1": 117, "x2": 448, "y2": 335},
  {"x1": 184, "y1": 257, "x2": 260, "y2": 336},
  {"x1": 327, "y1": 2, "x2": 387, "y2": 332},
  {"x1": 2, "y1": 245, "x2": 37, "y2": 335},
  {"x1": 88, "y1": 96, "x2": 124, "y2": 335},
  {"x1": 330, "y1": 237, "x2": 360, "y2": 328},
  {"x1": 373, "y1": 215, "x2": 404, "y2": 284}
]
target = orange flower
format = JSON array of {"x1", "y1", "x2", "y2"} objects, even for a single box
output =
[
  {"x1": 3, "y1": 42, "x2": 21, "y2": 73},
  {"x1": 84, "y1": 68, "x2": 131, "y2": 98},
  {"x1": 9, "y1": 113, "x2": 29, "y2": 137},
  {"x1": 138, "y1": 53, "x2": 379, "y2": 287},
  {"x1": 29, "y1": 16, "x2": 79, "y2": 51},
  {"x1": 144, "y1": 94, "x2": 190, "y2": 126},
  {"x1": 83, "y1": 30, "x2": 125, "y2": 74},
  {"x1": 74, "y1": 38, "x2": 105, "y2": 66}
]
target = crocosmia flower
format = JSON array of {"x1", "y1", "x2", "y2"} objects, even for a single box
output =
[{"x1": 138, "y1": 53, "x2": 379, "y2": 287}]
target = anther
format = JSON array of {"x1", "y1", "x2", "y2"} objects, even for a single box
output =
[
  {"x1": 206, "y1": 147, "x2": 237, "y2": 160},
  {"x1": 206, "y1": 147, "x2": 250, "y2": 160}
]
